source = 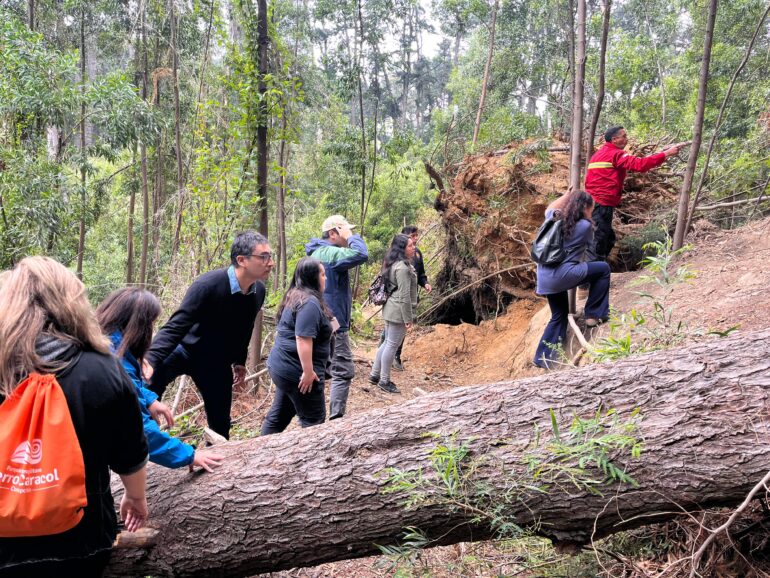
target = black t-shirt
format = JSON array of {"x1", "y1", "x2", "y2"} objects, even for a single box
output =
[
  {"x1": 268, "y1": 296, "x2": 333, "y2": 383},
  {"x1": 0, "y1": 350, "x2": 148, "y2": 570}
]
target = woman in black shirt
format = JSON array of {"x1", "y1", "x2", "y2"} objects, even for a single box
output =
[
  {"x1": 0, "y1": 257, "x2": 148, "y2": 577},
  {"x1": 262, "y1": 258, "x2": 335, "y2": 434}
]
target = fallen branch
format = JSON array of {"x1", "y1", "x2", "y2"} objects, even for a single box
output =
[
  {"x1": 689, "y1": 468, "x2": 770, "y2": 577},
  {"x1": 418, "y1": 263, "x2": 534, "y2": 322},
  {"x1": 567, "y1": 314, "x2": 592, "y2": 350}
]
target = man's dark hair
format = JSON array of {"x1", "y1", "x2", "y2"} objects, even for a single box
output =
[
  {"x1": 231, "y1": 231, "x2": 268, "y2": 267},
  {"x1": 401, "y1": 225, "x2": 419, "y2": 235},
  {"x1": 322, "y1": 231, "x2": 331, "y2": 240},
  {"x1": 604, "y1": 126, "x2": 625, "y2": 142}
]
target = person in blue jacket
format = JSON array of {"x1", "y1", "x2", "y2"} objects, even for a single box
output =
[
  {"x1": 305, "y1": 215, "x2": 369, "y2": 419},
  {"x1": 97, "y1": 288, "x2": 223, "y2": 472},
  {"x1": 533, "y1": 190, "x2": 611, "y2": 369}
]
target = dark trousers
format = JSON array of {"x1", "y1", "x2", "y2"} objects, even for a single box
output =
[
  {"x1": 534, "y1": 262, "x2": 611, "y2": 368},
  {"x1": 0, "y1": 550, "x2": 111, "y2": 578},
  {"x1": 149, "y1": 345, "x2": 233, "y2": 439},
  {"x1": 592, "y1": 204, "x2": 616, "y2": 261},
  {"x1": 261, "y1": 371, "x2": 326, "y2": 435}
]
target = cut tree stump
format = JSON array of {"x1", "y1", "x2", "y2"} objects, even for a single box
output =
[{"x1": 106, "y1": 329, "x2": 770, "y2": 577}]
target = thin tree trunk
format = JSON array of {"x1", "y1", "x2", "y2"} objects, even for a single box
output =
[
  {"x1": 126, "y1": 146, "x2": 137, "y2": 284},
  {"x1": 139, "y1": 0, "x2": 150, "y2": 287},
  {"x1": 584, "y1": 0, "x2": 611, "y2": 182},
  {"x1": 107, "y1": 328, "x2": 770, "y2": 577},
  {"x1": 684, "y1": 1, "x2": 770, "y2": 235},
  {"x1": 472, "y1": 0, "x2": 498, "y2": 147},
  {"x1": 28, "y1": 0, "x2": 34, "y2": 30},
  {"x1": 356, "y1": 0, "x2": 366, "y2": 229},
  {"x1": 256, "y1": 0, "x2": 269, "y2": 237},
  {"x1": 183, "y1": 0, "x2": 215, "y2": 183},
  {"x1": 170, "y1": 0, "x2": 185, "y2": 256},
  {"x1": 569, "y1": 0, "x2": 586, "y2": 190},
  {"x1": 246, "y1": 0, "x2": 270, "y2": 371},
  {"x1": 76, "y1": 7, "x2": 87, "y2": 278},
  {"x1": 673, "y1": 0, "x2": 719, "y2": 250},
  {"x1": 643, "y1": 3, "x2": 666, "y2": 128},
  {"x1": 276, "y1": 117, "x2": 288, "y2": 291}
]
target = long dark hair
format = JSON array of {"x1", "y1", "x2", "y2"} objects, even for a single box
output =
[
  {"x1": 96, "y1": 287, "x2": 161, "y2": 359},
  {"x1": 559, "y1": 190, "x2": 595, "y2": 239},
  {"x1": 381, "y1": 234, "x2": 412, "y2": 280},
  {"x1": 278, "y1": 257, "x2": 332, "y2": 319}
]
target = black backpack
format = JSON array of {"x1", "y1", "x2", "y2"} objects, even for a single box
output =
[{"x1": 531, "y1": 215, "x2": 567, "y2": 266}]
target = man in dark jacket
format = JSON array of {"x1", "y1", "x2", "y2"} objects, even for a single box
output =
[
  {"x1": 144, "y1": 231, "x2": 272, "y2": 438},
  {"x1": 585, "y1": 126, "x2": 688, "y2": 260},
  {"x1": 305, "y1": 215, "x2": 369, "y2": 419}
]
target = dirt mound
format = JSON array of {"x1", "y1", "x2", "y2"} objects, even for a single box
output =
[{"x1": 429, "y1": 139, "x2": 682, "y2": 323}]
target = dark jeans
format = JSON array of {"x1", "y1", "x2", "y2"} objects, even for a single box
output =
[
  {"x1": 328, "y1": 331, "x2": 355, "y2": 419},
  {"x1": 149, "y1": 345, "x2": 234, "y2": 439},
  {"x1": 0, "y1": 550, "x2": 111, "y2": 578},
  {"x1": 261, "y1": 371, "x2": 326, "y2": 435},
  {"x1": 592, "y1": 204, "x2": 616, "y2": 261},
  {"x1": 534, "y1": 262, "x2": 611, "y2": 368}
]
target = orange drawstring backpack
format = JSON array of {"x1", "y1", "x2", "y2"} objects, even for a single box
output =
[{"x1": 0, "y1": 373, "x2": 87, "y2": 537}]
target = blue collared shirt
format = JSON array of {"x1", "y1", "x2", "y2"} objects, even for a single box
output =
[{"x1": 227, "y1": 265, "x2": 257, "y2": 295}]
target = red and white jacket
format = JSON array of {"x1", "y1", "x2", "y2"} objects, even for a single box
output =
[{"x1": 584, "y1": 142, "x2": 666, "y2": 207}]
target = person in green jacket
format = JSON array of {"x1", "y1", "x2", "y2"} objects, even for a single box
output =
[{"x1": 368, "y1": 234, "x2": 418, "y2": 393}]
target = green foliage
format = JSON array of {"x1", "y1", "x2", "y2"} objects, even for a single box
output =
[
  {"x1": 592, "y1": 232, "x2": 695, "y2": 362},
  {"x1": 168, "y1": 413, "x2": 205, "y2": 445},
  {"x1": 525, "y1": 408, "x2": 642, "y2": 495}
]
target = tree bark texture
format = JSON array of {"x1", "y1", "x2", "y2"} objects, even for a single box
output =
[
  {"x1": 673, "y1": 0, "x2": 718, "y2": 250},
  {"x1": 106, "y1": 329, "x2": 770, "y2": 577}
]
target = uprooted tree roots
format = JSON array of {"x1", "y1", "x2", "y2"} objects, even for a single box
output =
[{"x1": 425, "y1": 139, "x2": 684, "y2": 324}]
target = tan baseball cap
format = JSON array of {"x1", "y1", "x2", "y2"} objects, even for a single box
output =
[{"x1": 322, "y1": 215, "x2": 356, "y2": 233}]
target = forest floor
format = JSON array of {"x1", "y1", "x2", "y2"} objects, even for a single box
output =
[{"x1": 245, "y1": 215, "x2": 770, "y2": 577}]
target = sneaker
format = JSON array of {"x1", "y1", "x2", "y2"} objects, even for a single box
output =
[
  {"x1": 378, "y1": 381, "x2": 401, "y2": 394},
  {"x1": 368, "y1": 374, "x2": 379, "y2": 385},
  {"x1": 392, "y1": 359, "x2": 405, "y2": 371}
]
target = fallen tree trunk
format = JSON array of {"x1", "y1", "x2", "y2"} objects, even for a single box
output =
[{"x1": 107, "y1": 329, "x2": 770, "y2": 577}]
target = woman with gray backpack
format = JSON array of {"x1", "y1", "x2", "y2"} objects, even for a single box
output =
[
  {"x1": 533, "y1": 190, "x2": 611, "y2": 369},
  {"x1": 369, "y1": 234, "x2": 418, "y2": 393}
]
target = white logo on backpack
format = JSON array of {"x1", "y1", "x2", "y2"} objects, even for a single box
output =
[{"x1": 11, "y1": 440, "x2": 43, "y2": 465}]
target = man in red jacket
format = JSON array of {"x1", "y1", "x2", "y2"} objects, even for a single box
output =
[{"x1": 585, "y1": 126, "x2": 688, "y2": 260}]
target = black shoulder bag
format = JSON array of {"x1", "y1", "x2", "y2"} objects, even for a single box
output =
[{"x1": 530, "y1": 215, "x2": 567, "y2": 266}]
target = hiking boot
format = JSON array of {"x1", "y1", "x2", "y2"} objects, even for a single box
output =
[
  {"x1": 392, "y1": 358, "x2": 405, "y2": 371},
  {"x1": 368, "y1": 374, "x2": 380, "y2": 385},
  {"x1": 378, "y1": 380, "x2": 401, "y2": 394}
]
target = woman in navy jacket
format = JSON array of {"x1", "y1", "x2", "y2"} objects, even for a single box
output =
[
  {"x1": 97, "y1": 288, "x2": 223, "y2": 472},
  {"x1": 534, "y1": 190, "x2": 611, "y2": 368}
]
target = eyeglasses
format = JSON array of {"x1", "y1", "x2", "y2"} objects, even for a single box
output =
[{"x1": 247, "y1": 252, "x2": 273, "y2": 262}]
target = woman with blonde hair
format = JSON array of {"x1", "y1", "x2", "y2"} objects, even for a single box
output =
[{"x1": 0, "y1": 257, "x2": 148, "y2": 577}]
